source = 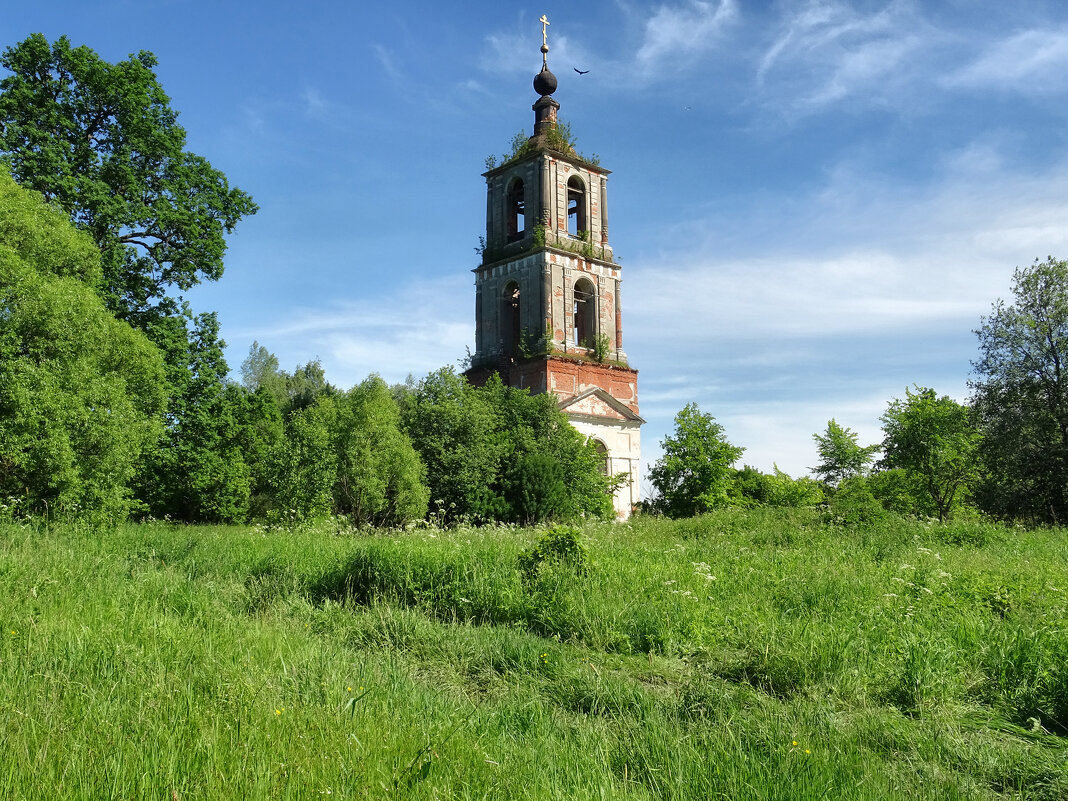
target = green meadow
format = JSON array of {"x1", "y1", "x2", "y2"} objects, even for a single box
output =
[{"x1": 1, "y1": 510, "x2": 1066, "y2": 799}]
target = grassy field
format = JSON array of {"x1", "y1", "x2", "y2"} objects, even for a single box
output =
[{"x1": 1, "y1": 510, "x2": 1066, "y2": 799}]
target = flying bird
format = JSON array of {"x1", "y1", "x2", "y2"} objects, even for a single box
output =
[{"x1": 574, "y1": 67, "x2": 589, "y2": 75}]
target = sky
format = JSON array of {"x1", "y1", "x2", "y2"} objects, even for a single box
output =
[{"x1": 6, "y1": 1, "x2": 1068, "y2": 493}]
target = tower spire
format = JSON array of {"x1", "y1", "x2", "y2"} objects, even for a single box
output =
[
  {"x1": 532, "y1": 14, "x2": 559, "y2": 137},
  {"x1": 539, "y1": 14, "x2": 550, "y2": 67}
]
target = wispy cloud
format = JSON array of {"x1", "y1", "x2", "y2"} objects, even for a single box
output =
[
  {"x1": 624, "y1": 151, "x2": 1068, "y2": 475},
  {"x1": 239, "y1": 276, "x2": 471, "y2": 389},
  {"x1": 482, "y1": 22, "x2": 582, "y2": 77},
  {"x1": 634, "y1": 0, "x2": 738, "y2": 74},
  {"x1": 755, "y1": 0, "x2": 934, "y2": 113},
  {"x1": 631, "y1": 157, "x2": 1068, "y2": 342},
  {"x1": 301, "y1": 87, "x2": 328, "y2": 118},
  {"x1": 944, "y1": 26, "x2": 1068, "y2": 94}
]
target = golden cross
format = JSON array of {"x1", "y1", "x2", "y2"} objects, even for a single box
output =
[{"x1": 539, "y1": 14, "x2": 550, "y2": 49}]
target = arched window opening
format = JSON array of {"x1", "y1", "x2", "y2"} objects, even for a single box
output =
[
  {"x1": 573, "y1": 277, "x2": 596, "y2": 348},
  {"x1": 506, "y1": 178, "x2": 525, "y2": 243},
  {"x1": 567, "y1": 176, "x2": 586, "y2": 238},
  {"x1": 593, "y1": 439, "x2": 610, "y2": 477},
  {"x1": 502, "y1": 281, "x2": 521, "y2": 355}
]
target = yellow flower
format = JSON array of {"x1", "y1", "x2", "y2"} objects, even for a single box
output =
[
  {"x1": 275, "y1": 709, "x2": 281, "y2": 715},
  {"x1": 347, "y1": 687, "x2": 353, "y2": 692},
  {"x1": 805, "y1": 749, "x2": 811, "y2": 755},
  {"x1": 792, "y1": 740, "x2": 798, "y2": 747}
]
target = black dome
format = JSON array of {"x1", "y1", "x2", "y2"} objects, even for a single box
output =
[{"x1": 533, "y1": 65, "x2": 557, "y2": 96}]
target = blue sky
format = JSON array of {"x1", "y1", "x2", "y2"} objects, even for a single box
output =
[{"x1": 7, "y1": 1, "x2": 1068, "y2": 491}]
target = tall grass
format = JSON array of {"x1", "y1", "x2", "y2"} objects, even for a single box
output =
[{"x1": 0, "y1": 510, "x2": 1065, "y2": 799}]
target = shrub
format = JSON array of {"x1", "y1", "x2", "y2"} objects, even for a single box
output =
[{"x1": 518, "y1": 525, "x2": 590, "y2": 582}]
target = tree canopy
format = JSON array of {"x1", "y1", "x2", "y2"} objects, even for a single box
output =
[
  {"x1": 649, "y1": 403, "x2": 744, "y2": 518},
  {"x1": 399, "y1": 368, "x2": 613, "y2": 524},
  {"x1": 811, "y1": 419, "x2": 878, "y2": 487},
  {"x1": 0, "y1": 33, "x2": 257, "y2": 324},
  {"x1": 972, "y1": 257, "x2": 1068, "y2": 522},
  {"x1": 879, "y1": 386, "x2": 981, "y2": 522},
  {"x1": 0, "y1": 171, "x2": 166, "y2": 521}
]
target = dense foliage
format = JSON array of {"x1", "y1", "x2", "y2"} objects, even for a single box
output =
[
  {"x1": 880, "y1": 387, "x2": 981, "y2": 522},
  {"x1": 811, "y1": 419, "x2": 878, "y2": 486},
  {"x1": 648, "y1": 403, "x2": 744, "y2": 517},
  {"x1": 972, "y1": 257, "x2": 1068, "y2": 523},
  {"x1": 0, "y1": 33, "x2": 257, "y2": 324},
  {"x1": 0, "y1": 173, "x2": 167, "y2": 521},
  {"x1": 399, "y1": 368, "x2": 614, "y2": 525}
]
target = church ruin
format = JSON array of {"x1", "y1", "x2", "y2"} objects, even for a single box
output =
[{"x1": 465, "y1": 16, "x2": 643, "y2": 518}]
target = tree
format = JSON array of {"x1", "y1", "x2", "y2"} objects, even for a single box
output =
[
  {"x1": 811, "y1": 419, "x2": 878, "y2": 487},
  {"x1": 0, "y1": 34, "x2": 257, "y2": 324},
  {"x1": 731, "y1": 465, "x2": 824, "y2": 508},
  {"x1": 267, "y1": 376, "x2": 428, "y2": 527},
  {"x1": 879, "y1": 386, "x2": 981, "y2": 522},
  {"x1": 399, "y1": 368, "x2": 504, "y2": 523},
  {"x1": 399, "y1": 368, "x2": 613, "y2": 524},
  {"x1": 329, "y1": 376, "x2": 428, "y2": 527},
  {"x1": 1, "y1": 34, "x2": 258, "y2": 524},
  {"x1": 972, "y1": 257, "x2": 1068, "y2": 522},
  {"x1": 134, "y1": 314, "x2": 257, "y2": 523},
  {"x1": 0, "y1": 172, "x2": 166, "y2": 521},
  {"x1": 240, "y1": 342, "x2": 286, "y2": 402},
  {"x1": 649, "y1": 403, "x2": 744, "y2": 518}
]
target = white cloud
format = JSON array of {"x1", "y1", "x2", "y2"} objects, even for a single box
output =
[
  {"x1": 623, "y1": 152, "x2": 1068, "y2": 477},
  {"x1": 635, "y1": 0, "x2": 738, "y2": 73},
  {"x1": 945, "y1": 27, "x2": 1068, "y2": 94},
  {"x1": 239, "y1": 276, "x2": 472, "y2": 389},
  {"x1": 631, "y1": 157, "x2": 1068, "y2": 343},
  {"x1": 755, "y1": 0, "x2": 935, "y2": 113}
]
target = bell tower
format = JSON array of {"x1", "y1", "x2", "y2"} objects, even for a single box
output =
[{"x1": 466, "y1": 16, "x2": 643, "y2": 517}]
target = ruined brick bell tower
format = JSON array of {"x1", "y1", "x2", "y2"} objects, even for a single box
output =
[{"x1": 467, "y1": 16, "x2": 643, "y2": 517}]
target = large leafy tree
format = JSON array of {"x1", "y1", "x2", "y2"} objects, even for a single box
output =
[
  {"x1": 972, "y1": 257, "x2": 1068, "y2": 522},
  {"x1": 0, "y1": 34, "x2": 259, "y2": 522},
  {"x1": 0, "y1": 33, "x2": 257, "y2": 324},
  {"x1": 0, "y1": 172, "x2": 166, "y2": 521},
  {"x1": 879, "y1": 386, "x2": 981, "y2": 522},
  {"x1": 649, "y1": 403, "x2": 744, "y2": 518}
]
